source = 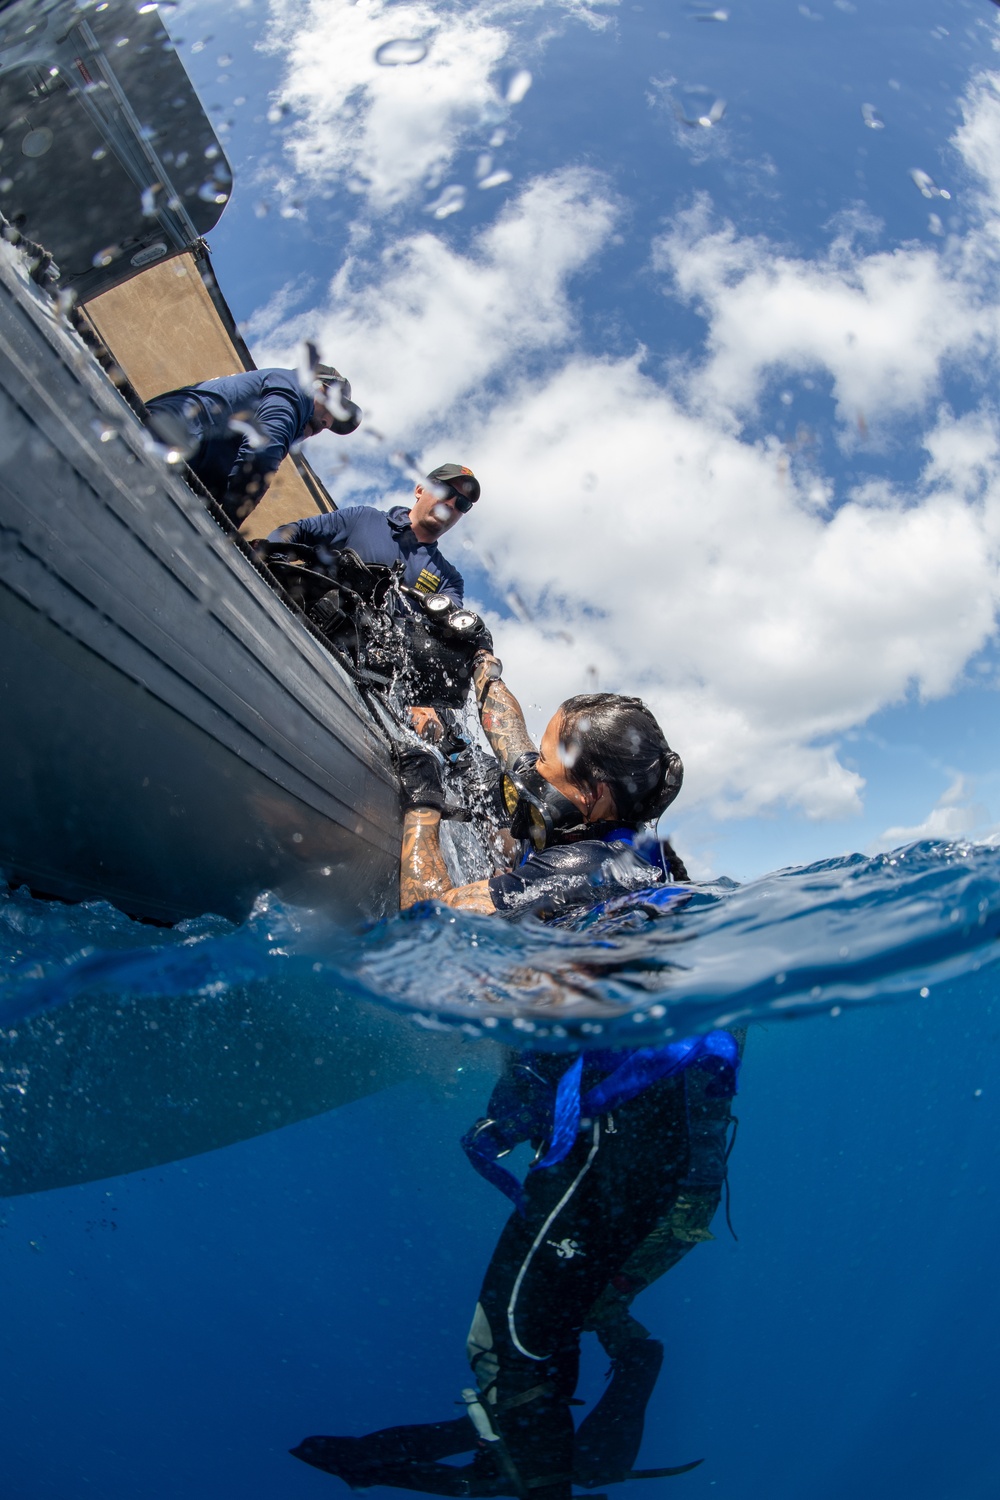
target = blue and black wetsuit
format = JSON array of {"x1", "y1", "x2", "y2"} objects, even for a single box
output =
[
  {"x1": 295, "y1": 832, "x2": 741, "y2": 1500},
  {"x1": 144, "y1": 368, "x2": 317, "y2": 525}
]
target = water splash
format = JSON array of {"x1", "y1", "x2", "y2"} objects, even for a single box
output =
[{"x1": 4, "y1": 841, "x2": 1000, "y2": 1047}]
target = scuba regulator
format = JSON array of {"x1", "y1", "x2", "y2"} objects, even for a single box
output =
[{"x1": 501, "y1": 755, "x2": 595, "y2": 851}]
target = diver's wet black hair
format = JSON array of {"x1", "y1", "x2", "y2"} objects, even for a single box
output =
[{"x1": 557, "y1": 693, "x2": 683, "y2": 826}]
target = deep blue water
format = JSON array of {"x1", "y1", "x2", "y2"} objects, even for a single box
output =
[{"x1": 2, "y1": 840, "x2": 999, "y2": 1499}]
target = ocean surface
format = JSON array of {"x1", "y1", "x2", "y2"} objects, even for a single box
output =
[{"x1": 2, "y1": 839, "x2": 998, "y2": 1499}]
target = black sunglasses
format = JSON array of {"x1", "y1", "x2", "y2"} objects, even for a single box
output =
[{"x1": 442, "y1": 483, "x2": 478, "y2": 513}]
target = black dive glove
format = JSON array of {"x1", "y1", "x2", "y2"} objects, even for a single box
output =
[
  {"x1": 396, "y1": 746, "x2": 447, "y2": 812},
  {"x1": 396, "y1": 746, "x2": 472, "y2": 819}
]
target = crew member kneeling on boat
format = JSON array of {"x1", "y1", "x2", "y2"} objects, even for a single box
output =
[
  {"x1": 265, "y1": 462, "x2": 477, "y2": 607},
  {"x1": 267, "y1": 464, "x2": 480, "y2": 743},
  {"x1": 294, "y1": 685, "x2": 743, "y2": 1498},
  {"x1": 143, "y1": 365, "x2": 362, "y2": 526}
]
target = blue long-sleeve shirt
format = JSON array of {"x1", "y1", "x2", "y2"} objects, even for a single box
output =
[
  {"x1": 145, "y1": 368, "x2": 316, "y2": 512},
  {"x1": 268, "y1": 504, "x2": 465, "y2": 604}
]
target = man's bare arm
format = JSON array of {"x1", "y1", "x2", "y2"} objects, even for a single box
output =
[
  {"x1": 472, "y1": 654, "x2": 535, "y2": 770},
  {"x1": 400, "y1": 810, "x2": 495, "y2": 913}
]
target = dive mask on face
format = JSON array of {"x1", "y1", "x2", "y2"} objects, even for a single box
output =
[{"x1": 501, "y1": 761, "x2": 590, "y2": 851}]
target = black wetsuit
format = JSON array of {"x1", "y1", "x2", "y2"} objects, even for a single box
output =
[
  {"x1": 489, "y1": 832, "x2": 665, "y2": 921},
  {"x1": 464, "y1": 1059, "x2": 691, "y2": 1500}
]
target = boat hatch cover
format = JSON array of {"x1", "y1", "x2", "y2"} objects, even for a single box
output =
[{"x1": 0, "y1": 0, "x2": 231, "y2": 300}]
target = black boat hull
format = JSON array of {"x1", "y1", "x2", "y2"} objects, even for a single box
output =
[{"x1": 0, "y1": 244, "x2": 401, "y2": 926}]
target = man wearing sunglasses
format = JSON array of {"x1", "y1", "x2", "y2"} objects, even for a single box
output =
[{"x1": 264, "y1": 463, "x2": 478, "y2": 606}]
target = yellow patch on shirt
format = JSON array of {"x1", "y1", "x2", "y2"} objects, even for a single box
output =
[{"x1": 414, "y1": 568, "x2": 441, "y2": 594}]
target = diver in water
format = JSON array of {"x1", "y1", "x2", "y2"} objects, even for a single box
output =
[
  {"x1": 395, "y1": 663, "x2": 684, "y2": 918},
  {"x1": 293, "y1": 666, "x2": 740, "y2": 1498},
  {"x1": 143, "y1": 364, "x2": 362, "y2": 525}
]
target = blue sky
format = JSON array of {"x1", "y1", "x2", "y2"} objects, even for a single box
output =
[{"x1": 169, "y1": 0, "x2": 1000, "y2": 879}]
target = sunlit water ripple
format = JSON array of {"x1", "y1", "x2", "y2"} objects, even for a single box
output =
[{"x1": 3, "y1": 838, "x2": 999, "y2": 1048}]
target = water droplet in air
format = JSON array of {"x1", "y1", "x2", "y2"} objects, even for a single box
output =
[
  {"x1": 375, "y1": 38, "x2": 429, "y2": 66},
  {"x1": 928, "y1": 212, "x2": 943, "y2": 236},
  {"x1": 861, "y1": 102, "x2": 884, "y2": 130},
  {"x1": 910, "y1": 168, "x2": 951, "y2": 200},
  {"x1": 426, "y1": 184, "x2": 465, "y2": 218},
  {"x1": 505, "y1": 588, "x2": 532, "y2": 622},
  {"x1": 479, "y1": 170, "x2": 512, "y2": 190},
  {"x1": 90, "y1": 419, "x2": 118, "y2": 443},
  {"x1": 198, "y1": 181, "x2": 229, "y2": 204},
  {"x1": 254, "y1": 200, "x2": 270, "y2": 218},
  {"x1": 506, "y1": 70, "x2": 532, "y2": 104},
  {"x1": 475, "y1": 153, "x2": 493, "y2": 180},
  {"x1": 267, "y1": 102, "x2": 291, "y2": 124},
  {"x1": 227, "y1": 417, "x2": 269, "y2": 451},
  {"x1": 130, "y1": 241, "x2": 167, "y2": 267},
  {"x1": 490, "y1": 129, "x2": 506, "y2": 148},
  {"x1": 92, "y1": 244, "x2": 119, "y2": 268},
  {"x1": 217, "y1": 53, "x2": 232, "y2": 67},
  {"x1": 140, "y1": 185, "x2": 158, "y2": 216},
  {"x1": 678, "y1": 96, "x2": 726, "y2": 128},
  {"x1": 688, "y1": 7, "x2": 729, "y2": 18},
  {"x1": 21, "y1": 127, "x2": 53, "y2": 158},
  {"x1": 390, "y1": 449, "x2": 425, "y2": 484}
]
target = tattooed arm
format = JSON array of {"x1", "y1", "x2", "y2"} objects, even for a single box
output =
[
  {"x1": 472, "y1": 653, "x2": 536, "y2": 770},
  {"x1": 400, "y1": 810, "x2": 495, "y2": 913}
]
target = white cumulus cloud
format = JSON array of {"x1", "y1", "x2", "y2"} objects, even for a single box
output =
[
  {"x1": 264, "y1": 0, "x2": 616, "y2": 210},
  {"x1": 871, "y1": 775, "x2": 990, "y2": 851},
  {"x1": 655, "y1": 203, "x2": 988, "y2": 430},
  {"x1": 248, "y1": 168, "x2": 617, "y2": 433},
  {"x1": 247, "y1": 64, "x2": 1000, "y2": 839}
]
